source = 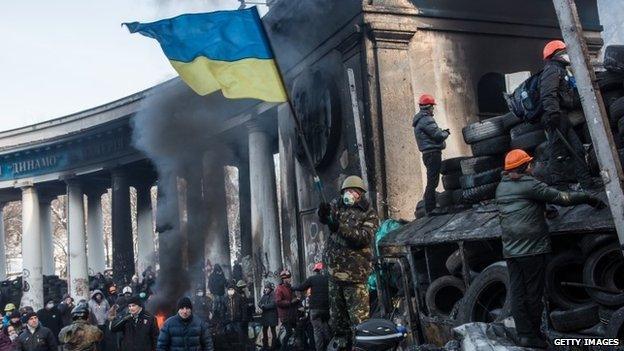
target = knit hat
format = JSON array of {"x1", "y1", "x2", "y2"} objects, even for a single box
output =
[
  {"x1": 176, "y1": 297, "x2": 192, "y2": 310},
  {"x1": 9, "y1": 310, "x2": 20, "y2": 319},
  {"x1": 21, "y1": 311, "x2": 37, "y2": 324},
  {"x1": 127, "y1": 296, "x2": 141, "y2": 306}
]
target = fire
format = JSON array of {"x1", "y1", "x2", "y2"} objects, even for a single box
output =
[{"x1": 156, "y1": 313, "x2": 166, "y2": 329}]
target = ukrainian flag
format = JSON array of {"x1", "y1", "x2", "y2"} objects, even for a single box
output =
[{"x1": 124, "y1": 7, "x2": 287, "y2": 102}]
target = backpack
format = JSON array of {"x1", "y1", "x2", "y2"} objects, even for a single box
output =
[{"x1": 503, "y1": 70, "x2": 543, "y2": 123}]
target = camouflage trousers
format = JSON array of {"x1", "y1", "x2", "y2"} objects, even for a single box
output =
[{"x1": 329, "y1": 280, "x2": 370, "y2": 337}]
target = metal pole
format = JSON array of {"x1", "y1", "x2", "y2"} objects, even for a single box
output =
[{"x1": 552, "y1": 0, "x2": 624, "y2": 247}]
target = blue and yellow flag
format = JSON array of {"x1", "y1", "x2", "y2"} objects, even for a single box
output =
[{"x1": 124, "y1": 7, "x2": 287, "y2": 102}]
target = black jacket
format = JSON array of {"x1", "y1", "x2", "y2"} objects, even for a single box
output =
[
  {"x1": 111, "y1": 309, "x2": 159, "y2": 351},
  {"x1": 191, "y1": 296, "x2": 212, "y2": 323},
  {"x1": 539, "y1": 59, "x2": 575, "y2": 127},
  {"x1": 207, "y1": 266, "x2": 226, "y2": 297},
  {"x1": 15, "y1": 325, "x2": 57, "y2": 351},
  {"x1": 57, "y1": 302, "x2": 74, "y2": 327},
  {"x1": 412, "y1": 108, "x2": 449, "y2": 152},
  {"x1": 293, "y1": 273, "x2": 329, "y2": 311},
  {"x1": 156, "y1": 314, "x2": 213, "y2": 351},
  {"x1": 224, "y1": 294, "x2": 245, "y2": 323},
  {"x1": 36, "y1": 307, "x2": 63, "y2": 342},
  {"x1": 258, "y1": 291, "x2": 278, "y2": 327}
]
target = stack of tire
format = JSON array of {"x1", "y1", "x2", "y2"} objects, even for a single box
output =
[
  {"x1": 43, "y1": 275, "x2": 68, "y2": 303},
  {"x1": 439, "y1": 157, "x2": 468, "y2": 208},
  {"x1": 546, "y1": 234, "x2": 624, "y2": 339},
  {"x1": 459, "y1": 113, "x2": 522, "y2": 204}
]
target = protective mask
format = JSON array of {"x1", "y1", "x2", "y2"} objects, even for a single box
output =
[
  {"x1": 342, "y1": 192, "x2": 356, "y2": 206},
  {"x1": 227, "y1": 289, "x2": 235, "y2": 296},
  {"x1": 196, "y1": 292, "x2": 204, "y2": 297},
  {"x1": 46, "y1": 303, "x2": 54, "y2": 309},
  {"x1": 559, "y1": 53, "x2": 570, "y2": 64}
]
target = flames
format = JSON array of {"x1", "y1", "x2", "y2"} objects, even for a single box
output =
[{"x1": 156, "y1": 312, "x2": 166, "y2": 329}]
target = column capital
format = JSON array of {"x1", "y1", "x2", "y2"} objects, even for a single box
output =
[
  {"x1": 245, "y1": 119, "x2": 267, "y2": 134},
  {"x1": 367, "y1": 23, "x2": 416, "y2": 50}
]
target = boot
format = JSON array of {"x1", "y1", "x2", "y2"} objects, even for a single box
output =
[{"x1": 517, "y1": 336, "x2": 549, "y2": 349}]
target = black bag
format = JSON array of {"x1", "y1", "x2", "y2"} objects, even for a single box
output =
[
  {"x1": 353, "y1": 319, "x2": 405, "y2": 351},
  {"x1": 504, "y1": 70, "x2": 543, "y2": 123}
]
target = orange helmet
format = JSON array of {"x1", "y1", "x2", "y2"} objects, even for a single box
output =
[
  {"x1": 543, "y1": 40, "x2": 566, "y2": 60},
  {"x1": 419, "y1": 94, "x2": 436, "y2": 106},
  {"x1": 313, "y1": 262, "x2": 324, "y2": 272},
  {"x1": 504, "y1": 149, "x2": 533, "y2": 171}
]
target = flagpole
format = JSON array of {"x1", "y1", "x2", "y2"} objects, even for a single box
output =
[{"x1": 255, "y1": 8, "x2": 329, "y2": 204}]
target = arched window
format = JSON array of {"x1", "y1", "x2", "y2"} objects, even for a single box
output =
[{"x1": 477, "y1": 72, "x2": 508, "y2": 118}]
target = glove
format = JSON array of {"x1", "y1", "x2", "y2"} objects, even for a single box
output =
[
  {"x1": 318, "y1": 202, "x2": 331, "y2": 219},
  {"x1": 588, "y1": 195, "x2": 607, "y2": 210}
]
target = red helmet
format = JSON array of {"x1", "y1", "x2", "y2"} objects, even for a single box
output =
[
  {"x1": 313, "y1": 262, "x2": 324, "y2": 272},
  {"x1": 543, "y1": 40, "x2": 566, "y2": 60},
  {"x1": 419, "y1": 94, "x2": 436, "y2": 106}
]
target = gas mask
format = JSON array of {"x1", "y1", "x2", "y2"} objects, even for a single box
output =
[
  {"x1": 46, "y1": 302, "x2": 54, "y2": 310},
  {"x1": 196, "y1": 291, "x2": 204, "y2": 297},
  {"x1": 342, "y1": 192, "x2": 356, "y2": 206},
  {"x1": 227, "y1": 289, "x2": 235, "y2": 296}
]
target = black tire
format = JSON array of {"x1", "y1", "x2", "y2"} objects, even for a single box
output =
[
  {"x1": 460, "y1": 168, "x2": 502, "y2": 189},
  {"x1": 415, "y1": 200, "x2": 426, "y2": 219},
  {"x1": 583, "y1": 244, "x2": 624, "y2": 306},
  {"x1": 436, "y1": 191, "x2": 454, "y2": 208},
  {"x1": 456, "y1": 262, "x2": 511, "y2": 324},
  {"x1": 460, "y1": 156, "x2": 502, "y2": 175},
  {"x1": 610, "y1": 96, "x2": 624, "y2": 122},
  {"x1": 606, "y1": 306, "x2": 624, "y2": 339},
  {"x1": 451, "y1": 189, "x2": 464, "y2": 205},
  {"x1": 597, "y1": 71, "x2": 624, "y2": 92},
  {"x1": 442, "y1": 173, "x2": 462, "y2": 190},
  {"x1": 425, "y1": 275, "x2": 466, "y2": 318},
  {"x1": 580, "y1": 234, "x2": 616, "y2": 257},
  {"x1": 605, "y1": 45, "x2": 624, "y2": 74},
  {"x1": 502, "y1": 112, "x2": 522, "y2": 130},
  {"x1": 470, "y1": 135, "x2": 510, "y2": 157},
  {"x1": 618, "y1": 117, "x2": 624, "y2": 136},
  {"x1": 441, "y1": 157, "x2": 468, "y2": 175},
  {"x1": 446, "y1": 250, "x2": 462, "y2": 275},
  {"x1": 545, "y1": 250, "x2": 592, "y2": 309},
  {"x1": 550, "y1": 304, "x2": 600, "y2": 332},
  {"x1": 510, "y1": 130, "x2": 547, "y2": 150},
  {"x1": 462, "y1": 183, "x2": 498, "y2": 204},
  {"x1": 510, "y1": 122, "x2": 543, "y2": 139},
  {"x1": 462, "y1": 116, "x2": 506, "y2": 144}
]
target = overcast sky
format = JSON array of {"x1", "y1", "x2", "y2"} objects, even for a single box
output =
[{"x1": 0, "y1": 0, "x2": 269, "y2": 132}]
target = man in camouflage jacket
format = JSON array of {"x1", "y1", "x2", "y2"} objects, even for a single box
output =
[
  {"x1": 318, "y1": 175, "x2": 379, "y2": 341},
  {"x1": 58, "y1": 303, "x2": 103, "y2": 351}
]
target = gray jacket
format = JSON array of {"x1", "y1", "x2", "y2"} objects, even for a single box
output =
[
  {"x1": 412, "y1": 108, "x2": 449, "y2": 152},
  {"x1": 87, "y1": 290, "x2": 109, "y2": 326}
]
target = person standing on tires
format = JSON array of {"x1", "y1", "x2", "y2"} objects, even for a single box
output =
[
  {"x1": 412, "y1": 94, "x2": 450, "y2": 216},
  {"x1": 317, "y1": 176, "x2": 379, "y2": 346},
  {"x1": 540, "y1": 40, "x2": 596, "y2": 190},
  {"x1": 496, "y1": 149, "x2": 606, "y2": 349}
]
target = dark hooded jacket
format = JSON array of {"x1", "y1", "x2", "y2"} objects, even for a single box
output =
[
  {"x1": 495, "y1": 172, "x2": 597, "y2": 258},
  {"x1": 258, "y1": 289, "x2": 278, "y2": 327},
  {"x1": 412, "y1": 108, "x2": 449, "y2": 152},
  {"x1": 156, "y1": 314, "x2": 213, "y2": 351},
  {"x1": 207, "y1": 265, "x2": 226, "y2": 297},
  {"x1": 36, "y1": 306, "x2": 63, "y2": 342},
  {"x1": 539, "y1": 59, "x2": 575, "y2": 127}
]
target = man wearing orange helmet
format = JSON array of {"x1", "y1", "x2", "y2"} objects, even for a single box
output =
[
  {"x1": 540, "y1": 40, "x2": 595, "y2": 189},
  {"x1": 293, "y1": 263, "x2": 330, "y2": 351},
  {"x1": 413, "y1": 94, "x2": 450, "y2": 216},
  {"x1": 496, "y1": 149, "x2": 605, "y2": 349}
]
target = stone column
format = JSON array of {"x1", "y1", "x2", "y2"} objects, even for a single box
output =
[
  {"x1": 87, "y1": 190, "x2": 107, "y2": 275},
  {"x1": 39, "y1": 197, "x2": 55, "y2": 276},
  {"x1": 21, "y1": 186, "x2": 43, "y2": 310},
  {"x1": 136, "y1": 184, "x2": 155, "y2": 276},
  {"x1": 0, "y1": 204, "x2": 5, "y2": 281},
  {"x1": 67, "y1": 181, "x2": 89, "y2": 302},
  {"x1": 238, "y1": 155, "x2": 253, "y2": 260},
  {"x1": 277, "y1": 104, "x2": 302, "y2": 283},
  {"x1": 203, "y1": 152, "x2": 231, "y2": 273},
  {"x1": 186, "y1": 171, "x2": 206, "y2": 290},
  {"x1": 247, "y1": 120, "x2": 282, "y2": 298},
  {"x1": 111, "y1": 169, "x2": 135, "y2": 285}
]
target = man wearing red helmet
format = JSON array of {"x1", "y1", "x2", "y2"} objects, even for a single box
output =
[
  {"x1": 540, "y1": 40, "x2": 596, "y2": 189},
  {"x1": 413, "y1": 94, "x2": 450, "y2": 216},
  {"x1": 496, "y1": 149, "x2": 604, "y2": 349},
  {"x1": 293, "y1": 263, "x2": 330, "y2": 351}
]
